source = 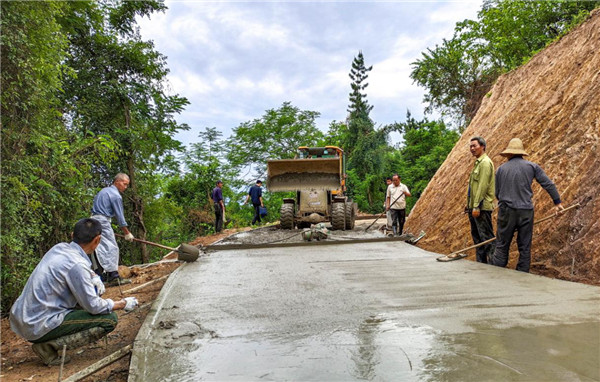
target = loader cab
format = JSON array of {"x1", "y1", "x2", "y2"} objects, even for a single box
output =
[
  {"x1": 296, "y1": 146, "x2": 341, "y2": 159},
  {"x1": 296, "y1": 146, "x2": 346, "y2": 195}
]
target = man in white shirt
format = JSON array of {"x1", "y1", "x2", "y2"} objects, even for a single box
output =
[{"x1": 386, "y1": 174, "x2": 412, "y2": 236}]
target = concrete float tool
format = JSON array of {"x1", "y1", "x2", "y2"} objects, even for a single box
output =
[
  {"x1": 115, "y1": 234, "x2": 200, "y2": 262},
  {"x1": 436, "y1": 202, "x2": 580, "y2": 262}
]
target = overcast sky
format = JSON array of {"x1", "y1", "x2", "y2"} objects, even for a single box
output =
[{"x1": 137, "y1": 1, "x2": 482, "y2": 147}]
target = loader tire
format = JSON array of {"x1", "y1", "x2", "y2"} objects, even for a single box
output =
[
  {"x1": 280, "y1": 203, "x2": 295, "y2": 230},
  {"x1": 345, "y1": 201, "x2": 357, "y2": 230},
  {"x1": 331, "y1": 202, "x2": 346, "y2": 230}
]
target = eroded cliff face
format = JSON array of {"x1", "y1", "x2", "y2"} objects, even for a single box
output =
[{"x1": 405, "y1": 9, "x2": 600, "y2": 284}]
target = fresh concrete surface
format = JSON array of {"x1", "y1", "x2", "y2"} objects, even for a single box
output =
[{"x1": 129, "y1": 239, "x2": 600, "y2": 381}]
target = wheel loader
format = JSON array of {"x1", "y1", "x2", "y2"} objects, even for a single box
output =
[{"x1": 266, "y1": 146, "x2": 357, "y2": 230}]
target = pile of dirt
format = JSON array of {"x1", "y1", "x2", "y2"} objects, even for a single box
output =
[{"x1": 405, "y1": 9, "x2": 600, "y2": 285}]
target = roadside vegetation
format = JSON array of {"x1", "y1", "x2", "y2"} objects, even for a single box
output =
[{"x1": 2, "y1": 0, "x2": 597, "y2": 313}]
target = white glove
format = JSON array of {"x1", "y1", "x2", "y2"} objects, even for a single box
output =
[
  {"x1": 124, "y1": 233, "x2": 134, "y2": 242},
  {"x1": 124, "y1": 297, "x2": 139, "y2": 312},
  {"x1": 91, "y1": 275, "x2": 105, "y2": 296}
]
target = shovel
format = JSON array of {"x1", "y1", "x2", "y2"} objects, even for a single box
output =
[
  {"x1": 364, "y1": 193, "x2": 404, "y2": 232},
  {"x1": 436, "y1": 203, "x2": 580, "y2": 262},
  {"x1": 115, "y1": 234, "x2": 200, "y2": 262}
]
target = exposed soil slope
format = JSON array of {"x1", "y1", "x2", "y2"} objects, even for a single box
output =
[{"x1": 405, "y1": 9, "x2": 600, "y2": 284}]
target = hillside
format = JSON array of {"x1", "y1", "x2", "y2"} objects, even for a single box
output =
[{"x1": 405, "y1": 9, "x2": 600, "y2": 284}]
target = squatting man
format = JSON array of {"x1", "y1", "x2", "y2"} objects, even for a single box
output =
[{"x1": 10, "y1": 218, "x2": 138, "y2": 366}]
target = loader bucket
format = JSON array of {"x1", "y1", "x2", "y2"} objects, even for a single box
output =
[{"x1": 267, "y1": 157, "x2": 341, "y2": 191}]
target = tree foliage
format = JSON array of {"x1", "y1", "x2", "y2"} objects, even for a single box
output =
[
  {"x1": 58, "y1": 0, "x2": 189, "y2": 264},
  {"x1": 337, "y1": 52, "x2": 389, "y2": 212},
  {"x1": 384, "y1": 114, "x2": 460, "y2": 212},
  {"x1": 1, "y1": 0, "x2": 188, "y2": 313},
  {"x1": 226, "y1": 102, "x2": 323, "y2": 182},
  {"x1": 411, "y1": 0, "x2": 599, "y2": 129},
  {"x1": 164, "y1": 128, "x2": 225, "y2": 238}
]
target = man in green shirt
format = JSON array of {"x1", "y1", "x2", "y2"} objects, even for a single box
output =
[{"x1": 467, "y1": 136, "x2": 495, "y2": 263}]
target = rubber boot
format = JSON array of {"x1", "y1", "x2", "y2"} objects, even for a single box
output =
[
  {"x1": 32, "y1": 341, "x2": 69, "y2": 366},
  {"x1": 32, "y1": 327, "x2": 106, "y2": 366},
  {"x1": 105, "y1": 271, "x2": 131, "y2": 286}
]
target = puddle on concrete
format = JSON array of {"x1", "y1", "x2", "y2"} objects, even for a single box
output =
[
  {"x1": 146, "y1": 314, "x2": 440, "y2": 381},
  {"x1": 419, "y1": 321, "x2": 600, "y2": 382},
  {"x1": 138, "y1": 318, "x2": 599, "y2": 381}
]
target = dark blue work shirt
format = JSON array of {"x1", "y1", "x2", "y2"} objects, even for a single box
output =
[
  {"x1": 212, "y1": 187, "x2": 223, "y2": 203},
  {"x1": 248, "y1": 185, "x2": 262, "y2": 204},
  {"x1": 495, "y1": 157, "x2": 561, "y2": 209}
]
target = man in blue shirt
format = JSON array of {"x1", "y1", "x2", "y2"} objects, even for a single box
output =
[
  {"x1": 244, "y1": 180, "x2": 264, "y2": 225},
  {"x1": 491, "y1": 138, "x2": 564, "y2": 272},
  {"x1": 10, "y1": 218, "x2": 138, "y2": 366},
  {"x1": 91, "y1": 173, "x2": 134, "y2": 285},
  {"x1": 212, "y1": 180, "x2": 225, "y2": 232}
]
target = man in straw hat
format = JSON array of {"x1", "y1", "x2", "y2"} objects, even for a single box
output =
[{"x1": 491, "y1": 138, "x2": 564, "y2": 272}]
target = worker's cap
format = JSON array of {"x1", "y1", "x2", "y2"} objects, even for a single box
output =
[{"x1": 500, "y1": 138, "x2": 529, "y2": 157}]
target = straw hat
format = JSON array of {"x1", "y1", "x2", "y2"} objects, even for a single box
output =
[{"x1": 500, "y1": 138, "x2": 529, "y2": 157}]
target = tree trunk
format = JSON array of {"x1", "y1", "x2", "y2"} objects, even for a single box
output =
[{"x1": 124, "y1": 104, "x2": 149, "y2": 264}]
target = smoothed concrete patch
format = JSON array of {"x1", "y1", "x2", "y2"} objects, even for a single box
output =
[{"x1": 129, "y1": 241, "x2": 600, "y2": 381}]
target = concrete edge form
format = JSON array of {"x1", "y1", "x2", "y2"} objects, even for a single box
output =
[{"x1": 128, "y1": 262, "x2": 185, "y2": 382}]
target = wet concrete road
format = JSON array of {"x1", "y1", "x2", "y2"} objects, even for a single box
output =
[{"x1": 130, "y1": 232, "x2": 600, "y2": 381}]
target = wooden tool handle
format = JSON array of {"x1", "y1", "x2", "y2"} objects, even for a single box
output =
[
  {"x1": 114, "y1": 233, "x2": 177, "y2": 252},
  {"x1": 447, "y1": 202, "x2": 580, "y2": 257}
]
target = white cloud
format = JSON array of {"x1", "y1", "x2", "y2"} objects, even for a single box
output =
[
  {"x1": 137, "y1": 1, "x2": 484, "y2": 145},
  {"x1": 429, "y1": 1, "x2": 481, "y2": 25},
  {"x1": 169, "y1": 71, "x2": 212, "y2": 97}
]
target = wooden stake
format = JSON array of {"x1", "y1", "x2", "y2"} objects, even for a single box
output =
[
  {"x1": 58, "y1": 344, "x2": 67, "y2": 381},
  {"x1": 62, "y1": 345, "x2": 132, "y2": 382},
  {"x1": 123, "y1": 275, "x2": 169, "y2": 294}
]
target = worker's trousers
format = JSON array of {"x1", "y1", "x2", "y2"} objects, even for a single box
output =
[
  {"x1": 468, "y1": 210, "x2": 495, "y2": 264},
  {"x1": 252, "y1": 203, "x2": 262, "y2": 224},
  {"x1": 214, "y1": 202, "x2": 223, "y2": 232},
  {"x1": 390, "y1": 208, "x2": 406, "y2": 236},
  {"x1": 492, "y1": 205, "x2": 534, "y2": 272},
  {"x1": 31, "y1": 310, "x2": 117, "y2": 343}
]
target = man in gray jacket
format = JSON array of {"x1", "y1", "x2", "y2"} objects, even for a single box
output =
[
  {"x1": 91, "y1": 173, "x2": 134, "y2": 285},
  {"x1": 10, "y1": 218, "x2": 138, "y2": 365},
  {"x1": 491, "y1": 138, "x2": 564, "y2": 272}
]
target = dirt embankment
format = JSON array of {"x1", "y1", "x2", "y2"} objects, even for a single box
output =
[{"x1": 405, "y1": 9, "x2": 600, "y2": 284}]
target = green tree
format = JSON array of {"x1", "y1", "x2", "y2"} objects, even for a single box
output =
[
  {"x1": 345, "y1": 51, "x2": 374, "y2": 156},
  {"x1": 323, "y1": 120, "x2": 348, "y2": 148},
  {"x1": 0, "y1": 0, "x2": 188, "y2": 312},
  {"x1": 166, "y1": 127, "x2": 226, "y2": 238},
  {"x1": 226, "y1": 102, "x2": 323, "y2": 181},
  {"x1": 411, "y1": 0, "x2": 598, "y2": 129},
  {"x1": 0, "y1": 1, "x2": 116, "y2": 311},
  {"x1": 384, "y1": 114, "x2": 460, "y2": 212},
  {"x1": 342, "y1": 52, "x2": 388, "y2": 212},
  {"x1": 59, "y1": 0, "x2": 189, "y2": 263}
]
